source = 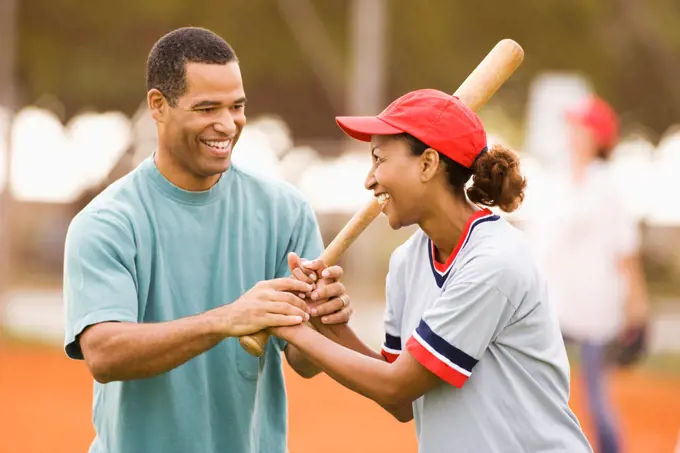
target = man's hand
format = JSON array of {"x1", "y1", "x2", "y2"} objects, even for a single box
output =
[
  {"x1": 208, "y1": 278, "x2": 313, "y2": 338},
  {"x1": 287, "y1": 253, "x2": 353, "y2": 325}
]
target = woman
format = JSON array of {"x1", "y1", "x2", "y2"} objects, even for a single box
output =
[
  {"x1": 521, "y1": 96, "x2": 649, "y2": 453},
  {"x1": 272, "y1": 89, "x2": 593, "y2": 453}
]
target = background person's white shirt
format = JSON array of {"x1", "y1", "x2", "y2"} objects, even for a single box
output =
[{"x1": 522, "y1": 161, "x2": 640, "y2": 343}]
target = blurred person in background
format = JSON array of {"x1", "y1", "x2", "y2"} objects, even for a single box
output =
[
  {"x1": 522, "y1": 96, "x2": 649, "y2": 453},
  {"x1": 62, "y1": 27, "x2": 357, "y2": 453}
]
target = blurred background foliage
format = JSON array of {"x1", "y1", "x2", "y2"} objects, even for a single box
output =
[{"x1": 17, "y1": 0, "x2": 680, "y2": 144}]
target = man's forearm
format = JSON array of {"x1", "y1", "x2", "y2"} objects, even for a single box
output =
[{"x1": 80, "y1": 314, "x2": 223, "y2": 383}]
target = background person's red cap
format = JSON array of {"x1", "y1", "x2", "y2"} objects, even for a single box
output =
[
  {"x1": 566, "y1": 96, "x2": 619, "y2": 149},
  {"x1": 335, "y1": 88, "x2": 487, "y2": 168}
]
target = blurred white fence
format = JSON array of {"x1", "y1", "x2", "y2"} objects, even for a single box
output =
[{"x1": 1, "y1": 99, "x2": 679, "y2": 226}]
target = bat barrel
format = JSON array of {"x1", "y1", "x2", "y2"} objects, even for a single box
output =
[{"x1": 453, "y1": 39, "x2": 524, "y2": 110}]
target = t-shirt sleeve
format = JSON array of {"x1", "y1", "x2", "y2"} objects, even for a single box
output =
[
  {"x1": 381, "y1": 248, "x2": 406, "y2": 363},
  {"x1": 274, "y1": 200, "x2": 324, "y2": 279},
  {"x1": 63, "y1": 210, "x2": 139, "y2": 360},
  {"x1": 274, "y1": 200, "x2": 324, "y2": 350},
  {"x1": 405, "y1": 272, "x2": 517, "y2": 388}
]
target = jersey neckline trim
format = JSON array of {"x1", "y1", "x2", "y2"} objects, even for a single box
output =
[{"x1": 428, "y1": 208, "x2": 500, "y2": 287}]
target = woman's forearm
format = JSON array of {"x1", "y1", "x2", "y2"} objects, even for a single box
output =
[
  {"x1": 283, "y1": 324, "x2": 411, "y2": 417},
  {"x1": 317, "y1": 323, "x2": 385, "y2": 361},
  {"x1": 286, "y1": 322, "x2": 385, "y2": 379}
]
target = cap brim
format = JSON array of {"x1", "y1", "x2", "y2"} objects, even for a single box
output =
[{"x1": 335, "y1": 116, "x2": 404, "y2": 142}]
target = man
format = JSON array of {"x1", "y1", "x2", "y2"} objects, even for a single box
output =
[{"x1": 63, "y1": 27, "x2": 353, "y2": 453}]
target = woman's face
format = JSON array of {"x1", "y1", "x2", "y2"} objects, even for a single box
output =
[
  {"x1": 364, "y1": 135, "x2": 428, "y2": 229},
  {"x1": 568, "y1": 120, "x2": 598, "y2": 162}
]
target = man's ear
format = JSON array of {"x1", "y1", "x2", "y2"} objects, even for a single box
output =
[
  {"x1": 420, "y1": 148, "x2": 441, "y2": 182},
  {"x1": 147, "y1": 89, "x2": 169, "y2": 122}
]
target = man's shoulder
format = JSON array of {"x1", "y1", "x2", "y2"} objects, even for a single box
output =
[
  {"x1": 83, "y1": 158, "x2": 148, "y2": 207},
  {"x1": 232, "y1": 164, "x2": 311, "y2": 210},
  {"x1": 68, "y1": 166, "x2": 147, "y2": 239}
]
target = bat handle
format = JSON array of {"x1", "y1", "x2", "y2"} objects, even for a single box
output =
[
  {"x1": 239, "y1": 321, "x2": 318, "y2": 357},
  {"x1": 239, "y1": 330, "x2": 269, "y2": 357}
]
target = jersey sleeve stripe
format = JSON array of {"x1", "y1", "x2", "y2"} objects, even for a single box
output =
[
  {"x1": 384, "y1": 333, "x2": 402, "y2": 351},
  {"x1": 381, "y1": 334, "x2": 402, "y2": 363},
  {"x1": 415, "y1": 319, "x2": 478, "y2": 373},
  {"x1": 406, "y1": 335, "x2": 468, "y2": 388},
  {"x1": 381, "y1": 349, "x2": 400, "y2": 363},
  {"x1": 381, "y1": 345, "x2": 401, "y2": 355}
]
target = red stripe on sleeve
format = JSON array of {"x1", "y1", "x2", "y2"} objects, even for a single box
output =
[
  {"x1": 406, "y1": 336, "x2": 468, "y2": 388},
  {"x1": 381, "y1": 349, "x2": 400, "y2": 363}
]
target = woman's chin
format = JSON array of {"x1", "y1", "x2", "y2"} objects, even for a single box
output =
[{"x1": 385, "y1": 213, "x2": 404, "y2": 230}]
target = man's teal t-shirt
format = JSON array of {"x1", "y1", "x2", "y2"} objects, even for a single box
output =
[{"x1": 63, "y1": 156, "x2": 324, "y2": 453}]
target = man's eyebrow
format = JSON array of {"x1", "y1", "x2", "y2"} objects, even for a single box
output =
[
  {"x1": 190, "y1": 100, "x2": 222, "y2": 109},
  {"x1": 190, "y1": 97, "x2": 247, "y2": 110}
]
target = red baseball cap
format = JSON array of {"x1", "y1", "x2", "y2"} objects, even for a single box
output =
[
  {"x1": 335, "y1": 89, "x2": 487, "y2": 168},
  {"x1": 566, "y1": 96, "x2": 619, "y2": 149}
]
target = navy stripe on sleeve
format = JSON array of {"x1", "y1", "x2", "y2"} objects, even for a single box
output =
[
  {"x1": 384, "y1": 333, "x2": 402, "y2": 351},
  {"x1": 415, "y1": 319, "x2": 478, "y2": 373}
]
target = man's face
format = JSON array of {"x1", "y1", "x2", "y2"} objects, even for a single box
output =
[{"x1": 160, "y1": 61, "x2": 246, "y2": 179}]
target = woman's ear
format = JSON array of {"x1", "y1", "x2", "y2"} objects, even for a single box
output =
[{"x1": 420, "y1": 148, "x2": 440, "y2": 182}]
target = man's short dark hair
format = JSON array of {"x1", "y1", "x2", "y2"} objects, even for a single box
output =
[{"x1": 146, "y1": 27, "x2": 238, "y2": 106}]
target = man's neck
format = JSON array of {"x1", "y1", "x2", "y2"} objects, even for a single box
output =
[
  {"x1": 154, "y1": 149, "x2": 221, "y2": 192},
  {"x1": 419, "y1": 191, "x2": 477, "y2": 262}
]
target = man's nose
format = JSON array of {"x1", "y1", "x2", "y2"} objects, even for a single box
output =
[{"x1": 213, "y1": 111, "x2": 237, "y2": 136}]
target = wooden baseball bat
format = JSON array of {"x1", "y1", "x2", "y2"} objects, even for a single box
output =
[
  {"x1": 237, "y1": 197, "x2": 387, "y2": 357},
  {"x1": 453, "y1": 39, "x2": 524, "y2": 111},
  {"x1": 238, "y1": 39, "x2": 524, "y2": 357}
]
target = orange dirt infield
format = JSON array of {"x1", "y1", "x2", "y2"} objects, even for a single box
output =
[{"x1": 1, "y1": 342, "x2": 679, "y2": 453}]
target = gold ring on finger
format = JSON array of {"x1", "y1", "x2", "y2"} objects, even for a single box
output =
[{"x1": 339, "y1": 294, "x2": 349, "y2": 307}]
